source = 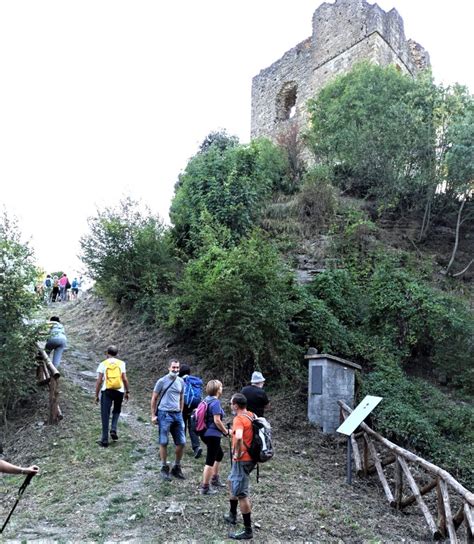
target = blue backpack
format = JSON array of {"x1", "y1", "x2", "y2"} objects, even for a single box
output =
[{"x1": 184, "y1": 375, "x2": 203, "y2": 409}]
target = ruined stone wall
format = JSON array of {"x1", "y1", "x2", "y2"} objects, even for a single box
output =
[{"x1": 251, "y1": 0, "x2": 430, "y2": 141}]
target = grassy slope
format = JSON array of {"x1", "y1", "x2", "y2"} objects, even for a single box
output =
[{"x1": 0, "y1": 296, "x2": 439, "y2": 542}]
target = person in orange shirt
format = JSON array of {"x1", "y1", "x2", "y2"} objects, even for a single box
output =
[{"x1": 224, "y1": 393, "x2": 256, "y2": 540}]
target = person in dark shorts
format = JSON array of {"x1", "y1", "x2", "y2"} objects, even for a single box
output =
[
  {"x1": 199, "y1": 380, "x2": 230, "y2": 495},
  {"x1": 224, "y1": 393, "x2": 256, "y2": 540},
  {"x1": 240, "y1": 371, "x2": 269, "y2": 418}
]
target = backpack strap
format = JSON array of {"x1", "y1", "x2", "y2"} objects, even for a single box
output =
[
  {"x1": 239, "y1": 413, "x2": 256, "y2": 458},
  {"x1": 156, "y1": 379, "x2": 177, "y2": 411}
]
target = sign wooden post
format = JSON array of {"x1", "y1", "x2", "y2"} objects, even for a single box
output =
[{"x1": 337, "y1": 395, "x2": 383, "y2": 484}]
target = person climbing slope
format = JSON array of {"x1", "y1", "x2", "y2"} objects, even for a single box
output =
[{"x1": 95, "y1": 345, "x2": 130, "y2": 448}]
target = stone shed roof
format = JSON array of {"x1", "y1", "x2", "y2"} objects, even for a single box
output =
[{"x1": 304, "y1": 351, "x2": 362, "y2": 370}]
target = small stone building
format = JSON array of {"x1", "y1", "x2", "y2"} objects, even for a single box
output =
[
  {"x1": 306, "y1": 348, "x2": 361, "y2": 433},
  {"x1": 251, "y1": 0, "x2": 430, "y2": 142}
]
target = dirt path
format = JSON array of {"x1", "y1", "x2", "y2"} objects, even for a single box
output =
[{"x1": 1, "y1": 296, "x2": 434, "y2": 543}]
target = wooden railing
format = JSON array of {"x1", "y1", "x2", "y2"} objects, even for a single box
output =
[
  {"x1": 339, "y1": 400, "x2": 474, "y2": 543},
  {"x1": 36, "y1": 346, "x2": 62, "y2": 424}
]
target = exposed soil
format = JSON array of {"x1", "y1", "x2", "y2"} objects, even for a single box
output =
[{"x1": 0, "y1": 294, "x2": 441, "y2": 543}]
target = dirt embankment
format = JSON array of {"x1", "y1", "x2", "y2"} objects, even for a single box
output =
[{"x1": 0, "y1": 294, "x2": 433, "y2": 543}]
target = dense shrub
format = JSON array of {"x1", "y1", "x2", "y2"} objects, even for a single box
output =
[
  {"x1": 0, "y1": 214, "x2": 41, "y2": 423},
  {"x1": 80, "y1": 198, "x2": 177, "y2": 321},
  {"x1": 168, "y1": 234, "x2": 301, "y2": 382},
  {"x1": 367, "y1": 261, "x2": 474, "y2": 376},
  {"x1": 296, "y1": 167, "x2": 338, "y2": 232},
  {"x1": 363, "y1": 362, "x2": 474, "y2": 489},
  {"x1": 170, "y1": 134, "x2": 290, "y2": 257}
]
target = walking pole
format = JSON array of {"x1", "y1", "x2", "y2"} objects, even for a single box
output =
[
  {"x1": 0, "y1": 473, "x2": 35, "y2": 534},
  {"x1": 227, "y1": 423, "x2": 233, "y2": 468}
]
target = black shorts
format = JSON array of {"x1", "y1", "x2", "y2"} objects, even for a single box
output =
[{"x1": 202, "y1": 435, "x2": 224, "y2": 466}]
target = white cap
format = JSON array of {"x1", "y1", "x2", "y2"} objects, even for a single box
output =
[{"x1": 251, "y1": 371, "x2": 265, "y2": 384}]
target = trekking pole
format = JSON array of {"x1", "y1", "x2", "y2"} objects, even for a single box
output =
[
  {"x1": 0, "y1": 473, "x2": 35, "y2": 534},
  {"x1": 227, "y1": 423, "x2": 232, "y2": 467}
]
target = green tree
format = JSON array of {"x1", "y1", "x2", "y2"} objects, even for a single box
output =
[
  {"x1": 170, "y1": 135, "x2": 289, "y2": 256},
  {"x1": 80, "y1": 198, "x2": 177, "y2": 321},
  {"x1": 443, "y1": 107, "x2": 474, "y2": 275},
  {"x1": 0, "y1": 213, "x2": 41, "y2": 423},
  {"x1": 306, "y1": 63, "x2": 436, "y2": 213},
  {"x1": 419, "y1": 84, "x2": 474, "y2": 240}
]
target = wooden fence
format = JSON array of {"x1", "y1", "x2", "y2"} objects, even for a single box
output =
[
  {"x1": 36, "y1": 347, "x2": 62, "y2": 424},
  {"x1": 339, "y1": 400, "x2": 474, "y2": 543}
]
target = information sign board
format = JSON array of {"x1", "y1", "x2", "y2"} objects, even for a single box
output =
[{"x1": 336, "y1": 395, "x2": 383, "y2": 436}]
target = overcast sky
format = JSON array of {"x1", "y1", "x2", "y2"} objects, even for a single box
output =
[{"x1": 0, "y1": 0, "x2": 472, "y2": 275}]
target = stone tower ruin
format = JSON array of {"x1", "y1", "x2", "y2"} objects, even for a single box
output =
[{"x1": 251, "y1": 0, "x2": 430, "y2": 141}]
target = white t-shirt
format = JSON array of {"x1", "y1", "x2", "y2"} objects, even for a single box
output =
[{"x1": 96, "y1": 358, "x2": 126, "y2": 392}]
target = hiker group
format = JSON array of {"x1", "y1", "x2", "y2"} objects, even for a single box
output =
[
  {"x1": 41, "y1": 274, "x2": 81, "y2": 304},
  {"x1": 96, "y1": 352, "x2": 272, "y2": 540}
]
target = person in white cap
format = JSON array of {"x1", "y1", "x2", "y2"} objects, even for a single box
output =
[{"x1": 240, "y1": 371, "x2": 269, "y2": 417}]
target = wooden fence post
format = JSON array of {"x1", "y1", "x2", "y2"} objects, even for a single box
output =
[{"x1": 36, "y1": 347, "x2": 62, "y2": 424}]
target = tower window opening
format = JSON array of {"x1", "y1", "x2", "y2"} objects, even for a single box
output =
[{"x1": 276, "y1": 82, "x2": 298, "y2": 121}]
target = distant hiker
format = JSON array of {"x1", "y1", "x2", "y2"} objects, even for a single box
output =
[
  {"x1": 199, "y1": 380, "x2": 230, "y2": 495},
  {"x1": 240, "y1": 371, "x2": 269, "y2": 418},
  {"x1": 150, "y1": 359, "x2": 186, "y2": 481},
  {"x1": 95, "y1": 345, "x2": 130, "y2": 448},
  {"x1": 179, "y1": 363, "x2": 203, "y2": 459},
  {"x1": 225, "y1": 393, "x2": 256, "y2": 540},
  {"x1": 45, "y1": 316, "x2": 67, "y2": 369},
  {"x1": 65, "y1": 276, "x2": 71, "y2": 300},
  {"x1": 43, "y1": 274, "x2": 53, "y2": 303},
  {"x1": 51, "y1": 275, "x2": 60, "y2": 302},
  {"x1": 58, "y1": 273, "x2": 68, "y2": 302},
  {"x1": 0, "y1": 460, "x2": 39, "y2": 476},
  {"x1": 71, "y1": 278, "x2": 79, "y2": 300}
]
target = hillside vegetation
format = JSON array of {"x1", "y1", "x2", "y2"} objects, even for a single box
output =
[{"x1": 1, "y1": 62, "x2": 473, "y2": 509}]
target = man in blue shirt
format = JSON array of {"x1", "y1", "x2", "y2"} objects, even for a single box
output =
[{"x1": 150, "y1": 359, "x2": 186, "y2": 481}]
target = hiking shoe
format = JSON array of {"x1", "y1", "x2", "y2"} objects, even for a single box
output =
[
  {"x1": 194, "y1": 447, "x2": 203, "y2": 459},
  {"x1": 211, "y1": 475, "x2": 226, "y2": 488},
  {"x1": 224, "y1": 512, "x2": 237, "y2": 525},
  {"x1": 229, "y1": 529, "x2": 253, "y2": 540},
  {"x1": 110, "y1": 430, "x2": 118, "y2": 441},
  {"x1": 199, "y1": 484, "x2": 218, "y2": 495},
  {"x1": 171, "y1": 465, "x2": 186, "y2": 480},
  {"x1": 97, "y1": 440, "x2": 108, "y2": 448},
  {"x1": 160, "y1": 465, "x2": 171, "y2": 481}
]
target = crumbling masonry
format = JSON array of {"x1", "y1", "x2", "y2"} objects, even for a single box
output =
[{"x1": 250, "y1": 0, "x2": 430, "y2": 141}]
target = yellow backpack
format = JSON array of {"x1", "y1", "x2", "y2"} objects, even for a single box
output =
[{"x1": 104, "y1": 359, "x2": 123, "y2": 390}]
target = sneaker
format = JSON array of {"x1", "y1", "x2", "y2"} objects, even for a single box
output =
[
  {"x1": 171, "y1": 465, "x2": 186, "y2": 480},
  {"x1": 194, "y1": 447, "x2": 203, "y2": 459},
  {"x1": 211, "y1": 475, "x2": 226, "y2": 488},
  {"x1": 110, "y1": 430, "x2": 118, "y2": 441},
  {"x1": 224, "y1": 512, "x2": 237, "y2": 525},
  {"x1": 97, "y1": 440, "x2": 109, "y2": 448},
  {"x1": 229, "y1": 529, "x2": 253, "y2": 540},
  {"x1": 199, "y1": 484, "x2": 218, "y2": 495},
  {"x1": 160, "y1": 465, "x2": 171, "y2": 481}
]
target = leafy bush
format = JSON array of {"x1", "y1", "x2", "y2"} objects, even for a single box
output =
[
  {"x1": 170, "y1": 135, "x2": 290, "y2": 256},
  {"x1": 80, "y1": 198, "x2": 177, "y2": 321},
  {"x1": 366, "y1": 260, "x2": 474, "y2": 377},
  {"x1": 168, "y1": 234, "x2": 301, "y2": 382},
  {"x1": 363, "y1": 362, "x2": 474, "y2": 489},
  {"x1": 0, "y1": 214, "x2": 41, "y2": 423}
]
